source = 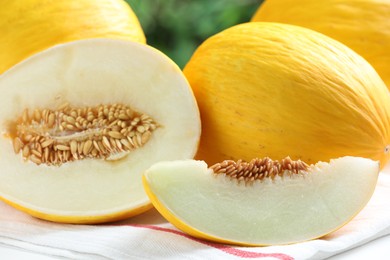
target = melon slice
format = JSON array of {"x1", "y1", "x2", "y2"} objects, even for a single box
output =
[
  {"x1": 0, "y1": 39, "x2": 201, "y2": 223},
  {"x1": 143, "y1": 156, "x2": 379, "y2": 245}
]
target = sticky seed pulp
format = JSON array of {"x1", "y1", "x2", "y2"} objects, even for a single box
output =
[{"x1": 9, "y1": 103, "x2": 159, "y2": 166}]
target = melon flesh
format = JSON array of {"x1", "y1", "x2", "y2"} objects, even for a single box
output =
[
  {"x1": 0, "y1": 39, "x2": 201, "y2": 223},
  {"x1": 143, "y1": 157, "x2": 379, "y2": 245}
]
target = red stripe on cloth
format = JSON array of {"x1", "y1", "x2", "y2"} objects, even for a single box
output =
[{"x1": 120, "y1": 224, "x2": 293, "y2": 260}]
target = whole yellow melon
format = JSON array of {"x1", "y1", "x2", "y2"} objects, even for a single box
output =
[
  {"x1": 251, "y1": 0, "x2": 390, "y2": 88},
  {"x1": 0, "y1": 0, "x2": 145, "y2": 74},
  {"x1": 183, "y1": 22, "x2": 390, "y2": 168}
]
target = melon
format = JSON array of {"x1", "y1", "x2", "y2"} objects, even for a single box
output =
[
  {"x1": 0, "y1": 0, "x2": 145, "y2": 74},
  {"x1": 183, "y1": 22, "x2": 390, "y2": 168},
  {"x1": 251, "y1": 0, "x2": 390, "y2": 88},
  {"x1": 143, "y1": 156, "x2": 379, "y2": 245},
  {"x1": 0, "y1": 39, "x2": 201, "y2": 223}
]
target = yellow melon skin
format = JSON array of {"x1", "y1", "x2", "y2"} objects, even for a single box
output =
[
  {"x1": 1, "y1": 196, "x2": 153, "y2": 224},
  {"x1": 0, "y1": 0, "x2": 145, "y2": 74},
  {"x1": 183, "y1": 22, "x2": 390, "y2": 168},
  {"x1": 251, "y1": 0, "x2": 390, "y2": 88}
]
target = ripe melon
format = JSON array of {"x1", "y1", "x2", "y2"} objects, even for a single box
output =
[
  {"x1": 0, "y1": 39, "x2": 201, "y2": 223},
  {"x1": 0, "y1": 0, "x2": 145, "y2": 74},
  {"x1": 183, "y1": 22, "x2": 390, "y2": 168},
  {"x1": 251, "y1": 0, "x2": 390, "y2": 88},
  {"x1": 143, "y1": 156, "x2": 379, "y2": 245}
]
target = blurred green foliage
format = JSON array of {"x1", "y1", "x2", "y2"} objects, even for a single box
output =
[{"x1": 126, "y1": 0, "x2": 262, "y2": 68}]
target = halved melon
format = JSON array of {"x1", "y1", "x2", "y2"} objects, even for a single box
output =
[
  {"x1": 143, "y1": 156, "x2": 379, "y2": 245},
  {"x1": 0, "y1": 39, "x2": 201, "y2": 223}
]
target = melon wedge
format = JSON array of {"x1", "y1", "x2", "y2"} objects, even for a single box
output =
[
  {"x1": 0, "y1": 39, "x2": 201, "y2": 223},
  {"x1": 143, "y1": 157, "x2": 379, "y2": 245}
]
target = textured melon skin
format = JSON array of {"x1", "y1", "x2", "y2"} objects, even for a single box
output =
[
  {"x1": 143, "y1": 157, "x2": 379, "y2": 246},
  {"x1": 252, "y1": 0, "x2": 390, "y2": 89},
  {"x1": 0, "y1": 39, "x2": 201, "y2": 224},
  {"x1": 0, "y1": 0, "x2": 145, "y2": 74},
  {"x1": 183, "y1": 22, "x2": 390, "y2": 168}
]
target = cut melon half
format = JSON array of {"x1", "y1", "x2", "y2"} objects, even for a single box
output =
[
  {"x1": 143, "y1": 156, "x2": 379, "y2": 245},
  {"x1": 0, "y1": 39, "x2": 201, "y2": 223}
]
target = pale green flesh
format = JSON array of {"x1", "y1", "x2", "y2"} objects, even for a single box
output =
[{"x1": 145, "y1": 157, "x2": 379, "y2": 245}]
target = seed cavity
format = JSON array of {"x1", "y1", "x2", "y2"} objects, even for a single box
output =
[
  {"x1": 210, "y1": 157, "x2": 310, "y2": 183},
  {"x1": 10, "y1": 103, "x2": 158, "y2": 166}
]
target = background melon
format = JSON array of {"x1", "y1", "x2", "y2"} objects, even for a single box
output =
[
  {"x1": 251, "y1": 0, "x2": 390, "y2": 88},
  {"x1": 0, "y1": 0, "x2": 145, "y2": 74}
]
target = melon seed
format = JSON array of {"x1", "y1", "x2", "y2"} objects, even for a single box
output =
[
  {"x1": 10, "y1": 103, "x2": 158, "y2": 166},
  {"x1": 210, "y1": 157, "x2": 309, "y2": 183}
]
